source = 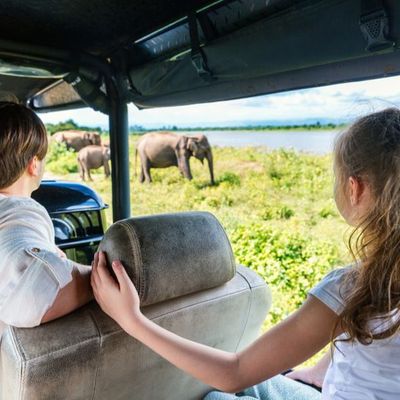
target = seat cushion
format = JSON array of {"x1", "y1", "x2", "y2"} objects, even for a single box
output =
[{"x1": 0, "y1": 266, "x2": 271, "y2": 400}]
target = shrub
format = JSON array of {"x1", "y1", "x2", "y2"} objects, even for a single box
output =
[
  {"x1": 230, "y1": 222, "x2": 341, "y2": 327},
  {"x1": 319, "y1": 202, "x2": 338, "y2": 218},
  {"x1": 218, "y1": 172, "x2": 241, "y2": 186},
  {"x1": 46, "y1": 142, "x2": 78, "y2": 174},
  {"x1": 261, "y1": 205, "x2": 294, "y2": 220},
  {"x1": 279, "y1": 205, "x2": 294, "y2": 219}
]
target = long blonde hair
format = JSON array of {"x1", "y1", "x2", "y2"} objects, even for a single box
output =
[{"x1": 334, "y1": 108, "x2": 400, "y2": 344}]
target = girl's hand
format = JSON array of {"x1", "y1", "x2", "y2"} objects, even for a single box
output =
[{"x1": 91, "y1": 251, "x2": 142, "y2": 333}]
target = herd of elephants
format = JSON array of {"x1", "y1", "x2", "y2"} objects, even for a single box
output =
[{"x1": 51, "y1": 130, "x2": 215, "y2": 184}]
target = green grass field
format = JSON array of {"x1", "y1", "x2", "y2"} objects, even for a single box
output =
[{"x1": 46, "y1": 135, "x2": 351, "y2": 332}]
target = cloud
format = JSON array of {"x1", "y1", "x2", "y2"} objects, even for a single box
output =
[
  {"x1": 40, "y1": 75, "x2": 400, "y2": 128},
  {"x1": 40, "y1": 108, "x2": 108, "y2": 127}
]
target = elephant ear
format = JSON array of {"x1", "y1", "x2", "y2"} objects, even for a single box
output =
[
  {"x1": 196, "y1": 135, "x2": 210, "y2": 149},
  {"x1": 187, "y1": 138, "x2": 199, "y2": 153},
  {"x1": 176, "y1": 136, "x2": 189, "y2": 151}
]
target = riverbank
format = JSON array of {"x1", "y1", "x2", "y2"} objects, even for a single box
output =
[
  {"x1": 164, "y1": 123, "x2": 347, "y2": 132},
  {"x1": 103, "y1": 129, "x2": 341, "y2": 154},
  {"x1": 166, "y1": 129, "x2": 340, "y2": 153}
]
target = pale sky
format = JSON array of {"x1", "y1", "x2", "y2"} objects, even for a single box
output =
[{"x1": 40, "y1": 75, "x2": 400, "y2": 129}]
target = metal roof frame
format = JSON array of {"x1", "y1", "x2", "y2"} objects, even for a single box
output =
[{"x1": 0, "y1": 0, "x2": 398, "y2": 221}]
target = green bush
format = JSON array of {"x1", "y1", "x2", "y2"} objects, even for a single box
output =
[
  {"x1": 319, "y1": 201, "x2": 338, "y2": 218},
  {"x1": 46, "y1": 142, "x2": 78, "y2": 174},
  {"x1": 279, "y1": 205, "x2": 294, "y2": 219},
  {"x1": 217, "y1": 172, "x2": 241, "y2": 186},
  {"x1": 230, "y1": 222, "x2": 341, "y2": 327},
  {"x1": 261, "y1": 205, "x2": 294, "y2": 220}
]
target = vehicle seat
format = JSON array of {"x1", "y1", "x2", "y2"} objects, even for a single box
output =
[{"x1": 0, "y1": 211, "x2": 271, "y2": 400}]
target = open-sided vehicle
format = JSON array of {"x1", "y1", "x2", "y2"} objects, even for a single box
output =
[{"x1": 0, "y1": 1, "x2": 399, "y2": 399}]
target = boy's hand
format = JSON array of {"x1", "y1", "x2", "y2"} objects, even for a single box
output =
[{"x1": 91, "y1": 252, "x2": 142, "y2": 333}]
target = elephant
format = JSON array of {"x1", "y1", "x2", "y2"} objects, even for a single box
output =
[
  {"x1": 135, "y1": 132, "x2": 214, "y2": 184},
  {"x1": 77, "y1": 145, "x2": 111, "y2": 181},
  {"x1": 52, "y1": 130, "x2": 102, "y2": 152}
]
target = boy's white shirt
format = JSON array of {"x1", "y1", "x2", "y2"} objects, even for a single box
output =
[
  {"x1": 0, "y1": 194, "x2": 74, "y2": 338},
  {"x1": 310, "y1": 267, "x2": 400, "y2": 400}
]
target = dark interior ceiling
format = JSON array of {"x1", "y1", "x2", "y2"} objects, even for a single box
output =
[
  {"x1": 0, "y1": 0, "x2": 229, "y2": 109},
  {"x1": 0, "y1": 0, "x2": 399, "y2": 113},
  {"x1": 0, "y1": 0, "x2": 215, "y2": 56}
]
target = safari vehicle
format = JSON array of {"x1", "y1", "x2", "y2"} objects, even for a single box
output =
[{"x1": 0, "y1": 0, "x2": 399, "y2": 399}]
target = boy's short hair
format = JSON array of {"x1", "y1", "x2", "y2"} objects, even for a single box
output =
[{"x1": 0, "y1": 102, "x2": 48, "y2": 189}]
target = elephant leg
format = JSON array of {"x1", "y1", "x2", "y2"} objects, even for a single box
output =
[
  {"x1": 139, "y1": 167, "x2": 145, "y2": 183},
  {"x1": 87, "y1": 167, "x2": 93, "y2": 181},
  {"x1": 205, "y1": 149, "x2": 215, "y2": 185},
  {"x1": 104, "y1": 160, "x2": 110, "y2": 178},
  {"x1": 144, "y1": 168, "x2": 152, "y2": 183},
  {"x1": 177, "y1": 158, "x2": 185, "y2": 177},
  {"x1": 181, "y1": 157, "x2": 193, "y2": 180},
  {"x1": 78, "y1": 160, "x2": 85, "y2": 181},
  {"x1": 142, "y1": 158, "x2": 152, "y2": 183},
  {"x1": 138, "y1": 151, "x2": 152, "y2": 183}
]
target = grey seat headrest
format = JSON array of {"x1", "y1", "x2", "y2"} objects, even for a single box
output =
[{"x1": 98, "y1": 211, "x2": 236, "y2": 306}]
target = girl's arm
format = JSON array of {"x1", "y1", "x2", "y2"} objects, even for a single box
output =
[{"x1": 91, "y1": 252, "x2": 340, "y2": 393}]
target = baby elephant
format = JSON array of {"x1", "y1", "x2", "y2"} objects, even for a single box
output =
[{"x1": 77, "y1": 145, "x2": 111, "y2": 181}]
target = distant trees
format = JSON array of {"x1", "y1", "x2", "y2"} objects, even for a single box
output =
[
  {"x1": 175, "y1": 122, "x2": 346, "y2": 131},
  {"x1": 46, "y1": 119, "x2": 345, "y2": 135},
  {"x1": 130, "y1": 124, "x2": 146, "y2": 132},
  {"x1": 46, "y1": 119, "x2": 104, "y2": 135}
]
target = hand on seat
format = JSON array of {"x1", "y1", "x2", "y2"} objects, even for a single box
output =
[{"x1": 91, "y1": 251, "x2": 142, "y2": 333}]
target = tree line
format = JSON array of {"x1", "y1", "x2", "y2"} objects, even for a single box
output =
[
  {"x1": 45, "y1": 119, "x2": 105, "y2": 136},
  {"x1": 45, "y1": 119, "x2": 347, "y2": 135}
]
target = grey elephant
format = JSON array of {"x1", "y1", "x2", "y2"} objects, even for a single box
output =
[
  {"x1": 52, "y1": 130, "x2": 102, "y2": 152},
  {"x1": 77, "y1": 145, "x2": 111, "y2": 181},
  {"x1": 135, "y1": 132, "x2": 214, "y2": 184}
]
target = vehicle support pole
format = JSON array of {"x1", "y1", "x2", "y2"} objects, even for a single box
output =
[{"x1": 108, "y1": 86, "x2": 131, "y2": 222}]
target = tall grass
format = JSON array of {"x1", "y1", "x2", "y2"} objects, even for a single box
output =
[{"x1": 46, "y1": 136, "x2": 350, "y2": 331}]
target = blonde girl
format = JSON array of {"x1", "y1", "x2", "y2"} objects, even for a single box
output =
[{"x1": 91, "y1": 108, "x2": 400, "y2": 400}]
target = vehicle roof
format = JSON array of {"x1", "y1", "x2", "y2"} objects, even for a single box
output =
[{"x1": 0, "y1": 0, "x2": 399, "y2": 112}]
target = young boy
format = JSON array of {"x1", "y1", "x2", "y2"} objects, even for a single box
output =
[{"x1": 0, "y1": 101, "x2": 92, "y2": 338}]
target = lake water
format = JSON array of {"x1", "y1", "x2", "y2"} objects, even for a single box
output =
[{"x1": 179, "y1": 130, "x2": 339, "y2": 154}]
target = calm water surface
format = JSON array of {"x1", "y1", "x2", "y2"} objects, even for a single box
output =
[{"x1": 179, "y1": 130, "x2": 339, "y2": 154}]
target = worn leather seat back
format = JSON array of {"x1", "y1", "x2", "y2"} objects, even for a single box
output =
[
  {"x1": 0, "y1": 212, "x2": 271, "y2": 400},
  {"x1": 98, "y1": 212, "x2": 237, "y2": 305}
]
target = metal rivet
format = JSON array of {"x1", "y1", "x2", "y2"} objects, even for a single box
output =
[{"x1": 31, "y1": 247, "x2": 40, "y2": 253}]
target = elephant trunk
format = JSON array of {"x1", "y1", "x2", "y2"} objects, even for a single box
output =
[{"x1": 206, "y1": 149, "x2": 215, "y2": 185}]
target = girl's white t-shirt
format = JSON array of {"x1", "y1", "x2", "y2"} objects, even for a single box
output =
[
  {"x1": 0, "y1": 194, "x2": 74, "y2": 339},
  {"x1": 310, "y1": 267, "x2": 400, "y2": 400}
]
